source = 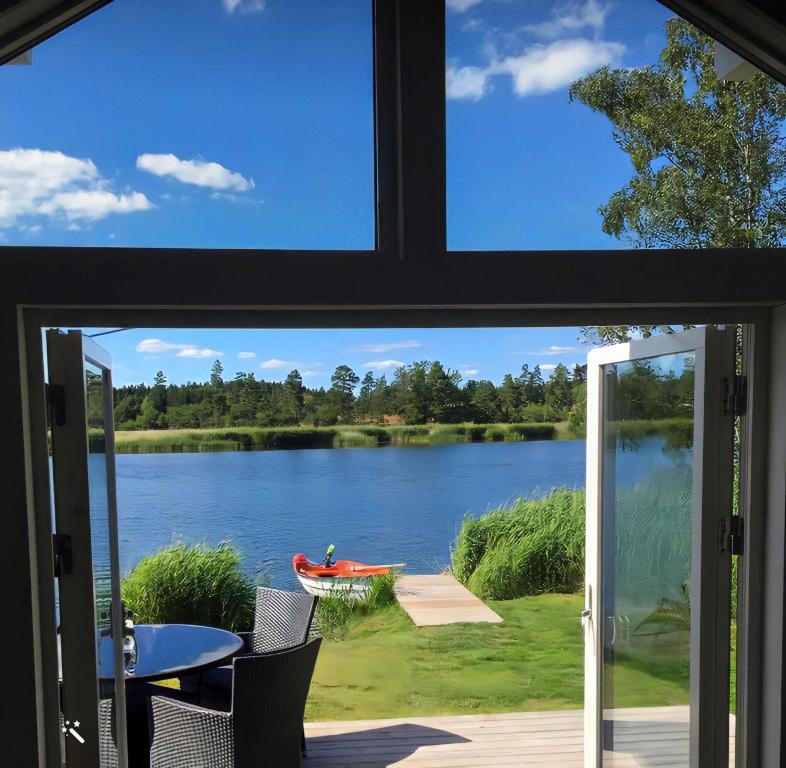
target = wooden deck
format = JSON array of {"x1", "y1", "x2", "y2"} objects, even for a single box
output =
[
  {"x1": 304, "y1": 707, "x2": 736, "y2": 767},
  {"x1": 394, "y1": 574, "x2": 503, "y2": 627}
]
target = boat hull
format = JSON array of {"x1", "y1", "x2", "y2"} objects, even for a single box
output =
[
  {"x1": 295, "y1": 572, "x2": 375, "y2": 600},
  {"x1": 292, "y1": 553, "x2": 405, "y2": 600}
]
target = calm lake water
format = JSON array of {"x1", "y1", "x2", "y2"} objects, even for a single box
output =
[{"x1": 112, "y1": 438, "x2": 682, "y2": 588}]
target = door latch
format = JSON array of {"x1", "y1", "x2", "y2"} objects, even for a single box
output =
[{"x1": 52, "y1": 533, "x2": 73, "y2": 577}]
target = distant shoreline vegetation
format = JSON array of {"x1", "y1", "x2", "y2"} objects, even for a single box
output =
[
  {"x1": 108, "y1": 422, "x2": 559, "y2": 454},
  {"x1": 102, "y1": 417, "x2": 692, "y2": 454}
]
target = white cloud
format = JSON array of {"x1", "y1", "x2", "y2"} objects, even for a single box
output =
[
  {"x1": 499, "y1": 39, "x2": 624, "y2": 97},
  {"x1": 177, "y1": 347, "x2": 223, "y2": 359},
  {"x1": 39, "y1": 190, "x2": 152, "y2": 221},
  {"x1": 524, "y1": 0, "x2": 611, "y2": 39},
  {"x1": 446, "y1": 0, "x2": 484, "y2": 11},
  {"x1": 237, "y1": 351, "x2": 257, "y2": 359},
  {"x1": 260, "y1": 358, "x2": 297, "y2": 369},
  {"x1": 301, "y1": 370, "x2": 321, "y2": 378},
  {"x1": 363, "y1": 359, "x2": 405, "y2": 370},
  {"x1": 0, "y1": 148, "x2": 153, "y2": 229},
  {"x1": 460, "y1": 367, "x2": 480, "y2": 377},
  {"x1": 531, "y1": 344, "x2": 580, "y2": 355},
  {"x1": 222, "y1": 0, "x2": 266, "y2": 13},
  {"x1": 446, "y1": 64, "x2": 492, "y2": 101},
  {"x1": 135, "y1": 339, "x2": 223, "y2": 358},
  {"x1": 540, "y1": 363, "x2": 558, "y2": 371},
  {"x1": 136, "y1": 153, "x2": 254, "y2": 192},
  {"x1": 354, "y1": 340, "x2": 422, "y2": 354}
]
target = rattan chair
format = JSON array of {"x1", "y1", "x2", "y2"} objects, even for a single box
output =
[
  {"x1": 149, "y1": 639, "x2": 321, "y2": 768},
  {"x1": 180, "y1": 587, "x2": 317, "y2": 698}
]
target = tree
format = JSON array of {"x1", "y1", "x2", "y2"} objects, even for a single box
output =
[
  {"x1": 469, "y1": 380, "x2": 501, "y2": 423},
  {"x1": 545, "y1": 363, "x2": 573, "y2": 413},
  {"x1": 570, "y1": 18, "x2": 786, "y2": 250},
  {"x1": 281, "y1": 369, "x2": 305, "y2": 424},
  {"x1": 210, "y1": 359, "x2": 225, "y2": 387},
  {"x1": 328, "y1": 365, "x2": 359, "y2": 423},
  {"x1": 499, "y1": 373, "x2": 523, "y2": 422}
]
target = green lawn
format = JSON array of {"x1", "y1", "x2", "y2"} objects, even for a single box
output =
[{"x1": 306, "y1": 593, "x2": 716, "y2": 722}]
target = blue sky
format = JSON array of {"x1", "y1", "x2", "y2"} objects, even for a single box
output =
[
  {"x1": 0, "y1": 0, "x2": 674, "y2": 250},
  {"x1": 81, "y1": 327, "x2": 593, "y2": 388}
]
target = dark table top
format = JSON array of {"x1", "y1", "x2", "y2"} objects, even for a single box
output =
[{"x1": 98, "y1": 624, "x2": 243, "y2": 683}]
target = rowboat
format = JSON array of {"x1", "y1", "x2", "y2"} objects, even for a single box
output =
[{"x1": 292, "y1": 551, "x2": 405, "y2": 600}]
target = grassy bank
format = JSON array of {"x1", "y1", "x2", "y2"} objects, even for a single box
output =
[
  {"x1": 306, "y1": 593, "x2": 711, "y2": 721},
  {"x1": 110, "y1": 422, "x2": 558, "y2": 454}
]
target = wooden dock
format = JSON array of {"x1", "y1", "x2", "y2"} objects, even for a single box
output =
[
  {"x1": 394, "y1": 574, "x2": 503, "y2": 627},
  {"x1": 305, "y1": 707, "x2": 736, "y2": 767}
]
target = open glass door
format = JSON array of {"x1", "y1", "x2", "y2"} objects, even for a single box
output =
[
  {"x1": 583, "y1": 326, "x2": 736, "y2": 767},
  {"x1": 48, "y1": 330, "x2": 128, "y2": 768}
]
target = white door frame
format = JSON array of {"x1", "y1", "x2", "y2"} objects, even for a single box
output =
[
  {"x1": 47, "y1": 330, "x2": 128, "y2": 768},
  {"x1": 584, "y1": 326, "x2": 736, "y2": 767}
]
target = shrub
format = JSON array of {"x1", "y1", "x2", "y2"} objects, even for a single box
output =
[
  {"x1": 121, "y1": 541, "x2": 256, "y2": 632},
  {"x1": 314, "y1": 574, "x2": 397, "y2": 641},
  {"x1": 452, "y1": 490, "x2": 585, "y2": 600},
  {"x1": 453, "y1": 470, "x2": 694, "y2": 608}
]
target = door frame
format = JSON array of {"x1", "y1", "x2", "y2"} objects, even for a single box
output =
[
  {"x1": 46, "y1": 330, "x2": 128, "y2": 768},
  {"x1": 584, "y1": 327, "x2": 736, "y2": 766},
  {"x1": 19, "y1": 306, "x2": 766, "y2": 768}
]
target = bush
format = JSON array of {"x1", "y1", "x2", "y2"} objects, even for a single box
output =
[
  {"x1": 314, "y1": 574, "x2": 397, "y2": 642},
  {"x1": 452, "y1": 490, "x2": 585, "y2": 600},
  {"x1": 121, "y1": 542, "x2": 256, "y2": 632}
]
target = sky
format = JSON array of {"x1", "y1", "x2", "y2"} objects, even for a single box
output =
[
  {"x1": 0, "y1": 0, "x2": 675, "y2": 250},
  {"x1": 80, "y1": 326, "x2": 594, "y2": 388}
]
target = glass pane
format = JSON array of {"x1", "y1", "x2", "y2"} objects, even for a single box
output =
[
  {"x1": 85, "y1": 364, "x2": 121, "y2": 767},
  {"x1": 600, "y1": 353, "x2": 695, "y2": 766},
  {"x1": 446, "y1": 0, "x2": 786, "y2": 250},
  {"x1": 0, "y1": 0, "x2": 374, "y2": 249}
]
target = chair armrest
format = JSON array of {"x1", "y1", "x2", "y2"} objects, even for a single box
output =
[
  {"x1": 237, "y1": 631, "x2": 253, "y2": 653},
  {"x1": 149, "y1": 695, "x2": 233, "y2": 768}
]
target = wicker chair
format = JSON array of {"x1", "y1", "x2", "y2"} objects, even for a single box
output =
[
  {"x1": 180, "y1": 587, "x2": 317, "y2": 699},
  {"x1": 149, "y1": 639, "x2": 321, "y2": 768}
]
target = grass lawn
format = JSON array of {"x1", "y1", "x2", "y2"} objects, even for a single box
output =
[{"x1": 306, "y1": 593, "x2": 711, "y2": 722}]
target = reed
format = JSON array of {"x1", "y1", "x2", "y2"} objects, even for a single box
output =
[
  {"x1": 120, "y1": 541, "x2": 256, "y2": 632},
  {"x1": 112, "y1": 423, "x2": 558, "y2": 454},
  {"x1": 314, "y1": 574, "x2": 398, "y2": 642}
]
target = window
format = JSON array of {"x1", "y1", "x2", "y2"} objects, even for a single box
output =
[
  {"x1": 446, "y1": 0, "x2": 786, "y2": 251},
  {"x1": 0, "y1": 0, "x2": 374, "y2": 249}
]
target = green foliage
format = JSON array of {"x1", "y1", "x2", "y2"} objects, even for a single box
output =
[
  {"x1": 570, "y1": 19, "x2": 786, "y2": 249},
  {"x1": 454, "y1": 469, "x2": 695, "y2": 608},
  {"x1": 120, "y1": 542, "x2": 256, "y2": 632},
  {"x1": 314, "y1": 574, "x2": 397, "y2": 642},
  {"x1": 114, "y1": 357, "x2": 586, "y2": 431},
  {"x1": 452, "y1": 490, "x2": 586, "y2": 600},
  {"x1": 111, "y1": 422, "x2": 558, "y2": 454}
]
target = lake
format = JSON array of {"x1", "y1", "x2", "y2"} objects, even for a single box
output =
[{"x1": 112, "y1": 437, "x2": 684, "y2": 588}]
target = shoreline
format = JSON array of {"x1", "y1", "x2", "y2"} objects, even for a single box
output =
[{"x1": 110, "y1": 422, "x2": 563, "y2": 454}]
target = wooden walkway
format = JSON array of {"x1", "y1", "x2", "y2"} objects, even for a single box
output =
[
  {"x1": 394, "y1": 574, "x2": 503, "y2": 627},
  {"x1": 304, "y1": 707, "x2": 736, "y2": 767}
]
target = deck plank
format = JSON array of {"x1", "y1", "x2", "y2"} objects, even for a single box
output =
[
  {"x1": 304, "y1": 708, "x2": 736, "y2": 767},
  {"x1": 394, "y1": 573, "x2": 503, "y2": 627}
]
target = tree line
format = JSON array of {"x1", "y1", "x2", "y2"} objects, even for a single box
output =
[{"x1": 113, "y1": 360, "x2": 588, "y2": 430}]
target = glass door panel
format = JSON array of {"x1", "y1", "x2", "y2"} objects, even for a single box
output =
[
  {"x1": 601, "y1": 353, "x2": 695, "y2": 765},
  {"x1": 584, "y1": 327, "x2": 735, "y2": 768},
  {"x1": 48, "y1": 330, "x2": 127, "y2": 768}
]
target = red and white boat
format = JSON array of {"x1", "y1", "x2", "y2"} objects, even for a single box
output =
[{"x1": 292, "y1": 549, "x2": 405, "y2": 600}]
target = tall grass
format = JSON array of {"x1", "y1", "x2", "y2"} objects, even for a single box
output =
[
  {"x1": 120, "y1": 542, "x2": 256, "y2": 632},
  {"x1": 112, "y1": 423, "x2": 557, "y2": 454},
  {"x1": 452, "y1": 490, "x2": 586, "y2": 600},
  {"x1": 314, "y1": 574, "x2": 398, "y2": 642},
  {"x1": 453, "y1": 469, "x2": 694, "y2": 609}
]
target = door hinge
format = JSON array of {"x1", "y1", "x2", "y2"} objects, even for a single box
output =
[
  {"x1": 721, "y1": 516, "x2": 744, "y2": 556},
  {"x1": 46, "y1": 383, "x2": 66, "y2": 426},
  {"x1": 723, "y1": 374, "x2": 747, "y2": 418},
  {"x1": 52, "y1": 533, "x2": 73, "y2": 577}
]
